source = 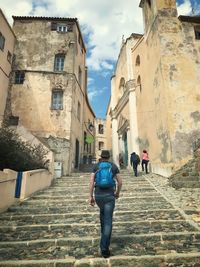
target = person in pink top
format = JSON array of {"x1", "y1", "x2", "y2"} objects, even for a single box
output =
[{"x1": 141, "y1": 149, "x2": 149, "y2": 174}]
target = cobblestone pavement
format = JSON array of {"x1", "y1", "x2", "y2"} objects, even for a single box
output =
[
  {"x1": 0, "y1": 170, "x2": 199, "y2": 267},
  {"x1": 145, "y1": 173, "x2": 200, "y2": 228}
]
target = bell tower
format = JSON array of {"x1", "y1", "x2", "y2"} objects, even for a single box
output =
[{"x1": 139, "y1": 0, "x2": 177, "y2": 34}]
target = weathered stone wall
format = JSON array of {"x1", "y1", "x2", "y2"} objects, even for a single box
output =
[
  {"x1": 131, "y1": 0, "x2": 200, "y2": 176},
  {"x1": 158, "y1": 13, "x2": 200, "y2": 168},
  {"x1": 169, "y1": 139, "x2": 200, "y2": 188},
  {"x1": 7, "y1": 17, "x2": 95, "y2": 175},
  {"x1": 132, "y1": 17, "x2": 171, "y2": 175}
]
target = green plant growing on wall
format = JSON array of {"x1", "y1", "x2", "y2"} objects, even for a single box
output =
[{"x1": 0, "y1": 127, "x2": 49, "y2": 171}]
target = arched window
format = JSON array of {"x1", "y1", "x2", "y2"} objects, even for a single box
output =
[
  {"x1": 119, "y1": 77, "x2": 125, "y2": 99},
  {"x1": 147, "y1": 0, "x2": 151, "y2": 8},
  {"x1": 135, "y1": 55, "x2": 140, "y2": 66},
  {"x1": 137, "y1": 75, "x2": 142, "y2": 92}
]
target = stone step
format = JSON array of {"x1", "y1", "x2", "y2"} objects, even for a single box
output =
[
  {"x1": 36, "y1": 187, "x2": 157, "y2": 194},
  {"x1": 51, "y1": 181, "x2": 153, "y2": 186},
  {"x1": 32, "y1": 191, "x2": 161, "y2": 199},
  {"x1": 1, "y1": 172, "x2": 199, "y2": 266},
  {"x1": 7, "y1": 201, "x2": 174, "y2": 214},
  {"x1": 0, "y1": 221, "x2": 197, "y2": 242},
  {"x1": 22, "y1": 196, "x2": 166, "y2": 206},
  {"x1": 0, "y1": 254, "x2": 200, "y2": 267},
  {"x1": 0, "y1": 209, "x2": 184, "y2": 226},
  {"x1": 0, "y1": 233, "x2": 200, "y2": 261}
]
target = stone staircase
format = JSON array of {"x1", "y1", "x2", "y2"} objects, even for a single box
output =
[{"x1": 0, "y1": 170, "x2": 200, "y2": 266}]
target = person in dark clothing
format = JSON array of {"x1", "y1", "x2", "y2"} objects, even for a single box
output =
[
  {"x1": 130, "y1": 152, "x2": 140, "y2": 177},
  {"x1": 89, "y1": 150, "x2": 122, "y2": 258}
]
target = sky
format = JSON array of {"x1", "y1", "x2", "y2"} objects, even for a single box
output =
[{"x1": 1, "y1": 0, "x2": 200, "y2": 119}]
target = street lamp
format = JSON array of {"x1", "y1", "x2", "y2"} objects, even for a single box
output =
[{"x1": 84, "y1": 122, "x2": 94, "y2": 134}]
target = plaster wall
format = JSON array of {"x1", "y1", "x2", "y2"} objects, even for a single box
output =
[
  {"x1": 0, "y1": 10, "x2": 15, "y2": 126},
  {"x1": 158, "y1": 17, "x2": 200, "y2": 168},
  {"x1": 0, "y1": 169, "x2": 17, "y2": 212},
  {"x1": 105, "y1": 102, "x2": 112, "y2": 152}
]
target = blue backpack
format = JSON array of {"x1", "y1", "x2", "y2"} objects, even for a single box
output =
[{"x1": 95, "y1": 162, "x2": 115, "y2": 188}]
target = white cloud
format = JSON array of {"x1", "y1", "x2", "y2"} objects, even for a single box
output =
[
  {"x1": 0, "y1": 0, "x2": 143, "y2": 71},
  {"x1": 177, "y1": 0, "x2": 192, "y2": 15},
  {"x1": 1, "y1": 0, "x2": 33, "y2": 26},
  {"x1": 192, "y1": 0, "x2": 200, "y2": 15},
  {"x1": 87, "y1": 77, "x2": 94, "y2": 85},
  {"x1": 1, "y1": 0, "x2": 196, "y2": 73},
  {"x1": 88, "y1": 86, "x2": 105, "y2": 101},
  {"x1": 88, "y1": 89, "x2": 100, "y2": 101}
]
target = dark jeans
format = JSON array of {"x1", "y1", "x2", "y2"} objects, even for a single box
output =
[
  {"x1": 95, "y1": 187, "x2": 115, "y2": 252},
  {"x1": 142, "y1": 160, "x2": 149, "y2": 174},
  {"x1": 132, "y1": 162, "x2": 138, "y2": 176}
]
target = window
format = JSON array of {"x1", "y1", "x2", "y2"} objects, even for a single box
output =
[
  {"x1": 194, "y1": 27, "x2": 200, "y2": 40},
  {"x1": 51, "y1": 90, "x2": 63, "y2": 110},
  {"x1": 7, "y1": 51, "x2": 12, "y2": 63},
  {"x1": 136, "y1": 55, "x2": 140, "y2": 66},
  {"x1": 54, "y1": 54, "x2": 65, "y2": 71},
  {"x1": 137, "y1": 75, "x2": 142, "y2": 92},
  {"x1": 51, "y1": 22, "x2": 73, "y2": 32},
  {"x1": 99, "y1": 142, "x2": 104, "y2": 150},
  {"x1": 14, "y1": 71, "x2": 25, "y2": 84},
  {"x1": 0, "y1": 32, "x2": 5, "y2": 51},
  {"x1": 8, "y1": 116, "x2": 19, "y2": 126},
  {"x1": 98, "y1": 124, "x2": 104, "y2": 134},
  {"x1": 57, "y1": 24, "x2": 67, "y2": 32},
  {"x1": 147, "y1": 0, "x2": 151, "y2": 8},
  {"x1": 78, "y1": 66, "x2": 82, "y2": 87},
  {"x1": 84, "y1": 131, "x2": 87, "y2": 151},
  {"x1": 77, "y1": 101, "x2": 81, "y2": 120},
  {"x1": 119, "y1": 77, "x2": 125, "y2": 98}
]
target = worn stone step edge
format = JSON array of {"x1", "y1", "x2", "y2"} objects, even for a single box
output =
[
  {"x1": 0, "y1": 232, "x2": 200, "y2": 246},
  {"x1": 3, "y1": 208, "x2": 178, "y2": 219},
  {"x1": 0, "y1": 219, "x2": 193, "y2": 231},
  {"x1": 6, "y1": 204, "x2": 173, "y2": 213},
  {"x1": 7, "y1": 204, "x2": 172, "y2": 212},
  {"x1": 0, "y1": 252, "x2": 200, "y2": 267},
  {"x1": 0, "y1": 253, "x2": 200, "y2": 267},
  {"x1": 23, "y1": 196, "x2": 165, "y2": 204},
  {"x1": 32, "y1": 194, "x2": 161, "y2": 201},
  {"x1": 0, "y1": 208, "x2": 178, "y2": 220}
]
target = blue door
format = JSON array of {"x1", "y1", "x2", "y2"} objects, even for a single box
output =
[{"x1": 15, "y1": 171, "x2": 23, "y2": 198}]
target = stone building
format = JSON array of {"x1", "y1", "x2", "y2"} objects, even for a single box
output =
[
  {"x1": 95, "y1": 118, "x2": 107, "y2": 160},
  {"x1": 6, "y1": 16, "x2": 95, "y2": 175},
  {"x1": 0, "y1": 9, "x2": 15, "y2": 127},
  {"x1": 108, "y1": 33, "x2": 142, "y2": 168},
  {"x1": 109, "y1": 0, "x2": 200, "y2": 176}
]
